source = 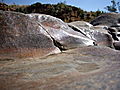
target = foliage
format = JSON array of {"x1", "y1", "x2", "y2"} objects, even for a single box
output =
[
  {"x1": 0, "y1": 2, "x2": 104, "y2": 22},
  {"x1": 105, "y1": 0, "x2": 120, "y2": 12}
]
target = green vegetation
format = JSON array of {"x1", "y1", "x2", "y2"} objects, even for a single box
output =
[
  {"x1": 0, "y1": 2, "x2": 104, "y2": 22},
  {"x1": 105, "y1": 0, "x2": 120, "y2": 12}
]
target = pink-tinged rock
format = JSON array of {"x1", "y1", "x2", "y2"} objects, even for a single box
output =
[
  {"x1": 0, "y1": 46, "x2": 120, "y2": 90},
  {"x1": 27, "y1": 14, "x2": 95, "y2": 49},
  {"x1": 0, "y1": 11, "x2": 60, "y2": 59}
]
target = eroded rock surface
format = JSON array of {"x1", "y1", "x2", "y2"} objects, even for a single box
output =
[
  {"x1": 0, "y1": 11, "x2": 120, "y2": 90},
  {"x1": 68, "y1": 21, "x2": 113, "y2": 48},
  {"x1": 0, "y1": 10, "x2": 61, "y2": 58},
  {"x1": 27, "y1": 14, "x2": 95, "y2": 49},
  {"x1": 90, "y1": 13, "x2": 120, "y2": 42},
  {"x1": 0, "y1": 11, "x2": 97, "y2": 59},
  {"x1": 0, "y1": 46, "x2": 120, "y2": 90}
]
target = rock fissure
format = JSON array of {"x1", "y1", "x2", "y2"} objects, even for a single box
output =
[
  {"x1": 0, "y1": 10, "x2": 120, "y2": 90},
  {"x1": 68, "y1": 25, "x2": 97, "y2": 46},
  {"x1": 68, "y1": 25, "x2": 89, "y2": 38},
  {"x1": 36, "y1": 21, "x2": 67, "y2": 51}
]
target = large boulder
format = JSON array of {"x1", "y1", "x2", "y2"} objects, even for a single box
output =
[
  {"x1": 0, "y1": 11, "x2": 120, "y2": 90},
  {"x1": 27, "y1": 14, "x2": 95, "y2": 49},
  {"x1": 0, "y1": 10, "x2": 60, "y2": 58},
  {"x1": 90, "y1": 13, "x2": 120, "y2": 27},
  {"x1": 0, "y1": 11, "x2": 96, "y2": 59},
  {"x1": 91, "y1": 25, "x2": 114, "y2": 48},
  {"x1": 68, "y1": 21, "x2": 113, "y2": 48},
  {"x1": 90, "y1": 13, "x2": 120, "y2": 42}
]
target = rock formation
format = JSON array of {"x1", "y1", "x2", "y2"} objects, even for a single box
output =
[
  {"x1": 0, "y1": 11, "x2": 97, "y2": 58},
  {"x1": 0, "y1": 10, "x2": 61, "y2": 58},
  {"x1": 90, "y1": 13, "x2": 120, "y2": 49},
  {"x1": 68, "y1": 21, "x2": 113, "y2": 48},
  {"x1": 0, "y1": 10, "x2": 120, "y2": 90},
  {"x1": 27, "y1": 14, "x2": 94, "y2": 49},
  {"x1": 90, "y1": 13, "x2": 120, "y2": 27},
  {"x1": 0, "y1": 46, "x2": 120, "y2": 90}
]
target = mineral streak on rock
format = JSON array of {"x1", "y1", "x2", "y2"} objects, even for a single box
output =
[
  {"x1": 0, "y1": 10, "x2": 60, "y2": 58},
  {"x1": 68, "y1": 21, "x2": 113, "y2": 48},
  {"x1": 27, "y1": 14, "x2": 95, "y2": 49},
  {"x1": 0, "y1": 46, "x2": 120, "y2": 90},
  {"x1": 0, "y1": 10, "x2": 120, "y2": 90}
]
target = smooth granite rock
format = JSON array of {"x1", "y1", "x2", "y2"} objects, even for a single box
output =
[
  {"x1": 0, "y1": 46, "x2": 120, "y2": 90},
  {"x1": 90, "y1": 13, "x2": 120, "y2": 42},
  {"x1": 90, "y1": 13, "x2": 120, "y2": 27},
  {"x1": 68, "y1": 21, "x2": 113, "y2": 48},
  {"x1": 0, "y1": 10, "x2": 60, "y2": 58},
  {"x1": 27, "y1": 14, "x2": 95, "y2": 49},
  {"x1": 68, "y1": 21, "x2": 93, "y2": 30},
  {"x1": 0, "y1": 11, "x2": 120, "y2": 90},
  {"x1": 0, "y1": 11, "x2": 97, "y2": 59}
]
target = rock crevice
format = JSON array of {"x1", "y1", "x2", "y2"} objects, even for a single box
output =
[{"x1": 35, "y1": 21, "x2": 66, "y2": 51}]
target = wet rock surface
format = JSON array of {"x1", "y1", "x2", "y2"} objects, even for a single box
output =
[{"x1": 0, "y1": 46, "x2": 120, "y2": 90}]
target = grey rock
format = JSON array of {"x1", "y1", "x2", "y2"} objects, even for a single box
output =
[
  {"x1": 27, "y1": 14, "x2": 95, "y2": 50},
  {"x1": 0, "y1": 11, "x2": 97, "y2": 59},
  {"x1": 91, "y1": 25, "x2": 109, "y2": 34},
  {"x1": 90, "y1": 13, "x2": 120, "y2": 27},
  {"x1": 113, "y1": 41, "x2": 120, "y2": 50},
  {"x1": 68, "y1": 21, "x2": 113, "y2": 48},
  {"x1": 68, "y1": 21, "x2": 93, "y2": 30},
  {"x1": 90, "y1": 13, "x2": 120, "y2": 42},
  {"x1": 0, "y1": 11, "x2": 120, "y2": 90},
  {"x1": 0, "y1": 10, "x2": 60, "y2": 58},
  {"x1": 0, "y1": 46, "x2": 120, "y2": 90}
]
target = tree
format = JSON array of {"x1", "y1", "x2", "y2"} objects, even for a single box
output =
[
  {"x1": 95, "y1": 9, "x2": 104, "y2": 16},
  {"x1": 117, "y1": 2, "x2": 120, "y2": 12},
  {"x1": 105, "y1": 0, "x2": 120, "y2": 12}
]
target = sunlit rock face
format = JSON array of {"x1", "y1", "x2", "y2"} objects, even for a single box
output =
[
  {"x1": 90, "y1": 13, "x2": 120, "y2": 41},
  {"x1": 0, "y1": 10, "x2": 60, "y2": 58},
  {"x1": 0, "y1": 11, "x2": 120, "y2": 90},
  {"x1": 27, "y1": 14, "x2": 95, "y2": 50},
  {"x1": 0, "y1": 10, "x2": 116, "y2": 59},
  {"x1": 68, "y1": 21, "x2": 93, "y2": 30},
  {"x1": 68, "y1": 21, "x2": 113, "y2": 48},
  {"x1": 0, "y1": 11, "x2": 96, "y2": 59}
]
